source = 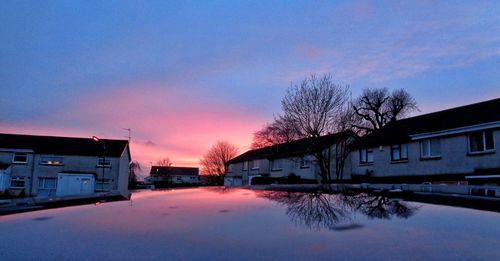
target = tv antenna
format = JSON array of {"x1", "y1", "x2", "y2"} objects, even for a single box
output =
[{"x1": 123, "y1": 128, "x2": 131, "y2": 142}]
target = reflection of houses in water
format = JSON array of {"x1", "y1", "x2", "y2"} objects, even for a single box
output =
[{"x1": 256, "y1": 190, "x2": 418, "y2": 231}]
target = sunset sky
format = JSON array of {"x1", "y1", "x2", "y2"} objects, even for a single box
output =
[{"x1": 1, "y1": 1, "x2": 499, "y2": 176}]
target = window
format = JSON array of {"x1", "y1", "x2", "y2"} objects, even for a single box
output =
[
  {"x1": 227, "y1": 164, "x2": 233, "y2": 172},
  {"x1": 40, "y1": 156, "x2": 64, "y2": 165},
  {"x1": 360, "y1": 149, "x2": 374, "y2": 164},
  {"x1": 251, "y1": 160, "x2": 260, "y2": 169},
  {"x1": 421, "y1": 139, "x2": 441, "y2": 158},
  {"x1": 271, "y1": 159, "x2": 283, "y2": 170},
  {"x1": 38, "y1": 177, "x2": 57, "y2": 196},
  {"x1": 242, "y1": 161, "x2": 248, "y2": 171},
  {"x1": 10, "y1": 177, "x2": 25, "y2": 189},
  {"x1": 97, "y1": 157, "x2": 111, "y2": 167},
  {"x1": 469, "y1": 130, "x2": 495, "y2": 153},
  {"x1": 95, "y1": 180, "x2": 111, "y2": 192},
  {"x1": 300, "y1": 158, "x2": 309, "y2": 168},
  {"x1": 12, "y1": 153, "x2": 28, "y2": 164},
  {"x1": 391, "y1": 144, "x2": 408, "y2": 161}
]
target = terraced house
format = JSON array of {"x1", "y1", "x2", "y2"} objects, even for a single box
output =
[
  {"x1": 352, "y1": 98, "x2": 500, "y2": 185},
  {"x1": 226, "y1": 98, "x2": 500, "y2": 186},
  {"x1": 225, "y1": 132, "x2": 352, "y2": 186},
  {"x1": 0, "y1": 134, "x2": 131, "y2": 199}
]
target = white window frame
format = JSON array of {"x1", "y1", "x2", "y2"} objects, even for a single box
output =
[
  {"x1": 360, "y1": 149, "x2": 374, "y2": 164},
  {"x1": 271, "y1": 159, "x2": 283, "y2": 171},
  {"x1": 38, "y1": 177, "x2": 57, "y2": 189},
  {"x1": 391, "y1": 144, "x2": 408, "y2": 162},
  {"x1": 420, "y1": 139, "x2": 441, "y2": 159},
  {"x1": 300, "y1": 158, "x2": 309, "y2": 168},
  {"x1": 95, "y1": 180, "x2": 111, "y2": 192},
  {"x1": 10, "y1": 177, "x2": 25, "y2": 189},
  {"x1": 97, "y1": 157, "x2": 111, "y2": 168},
  {"x1": 251, "y1": 160, "x2": 260, "y2": 170},
  {"x1": 242, "y1": 161, "x2": 248, "y2": 171},
  {"x1": 468, "y1": 130, "x2": 495, "y2": 154},
  {"x1": 40, "y1": 156, "x2": 64, "y2": 166},
  {"x1": 12, "y1": 152, "x2": 28, "y2": 164},
  {"x1": 38, "y1": 177, "x2": 57, "y2": 196}
]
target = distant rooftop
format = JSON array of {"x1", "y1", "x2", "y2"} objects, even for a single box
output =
[
  {"x1": 227, "y1": 131, "x2": 352, "y2": 164},
  {"x1": 0, "y1": 133, "x2": 129, "y2": 158},
  {"x1": 150, "y1": 166, "x2": 199, "y2": 176}
]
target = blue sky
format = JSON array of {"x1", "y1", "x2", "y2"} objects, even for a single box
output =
[{"x1": 1, "y1": 0, "x2": 499, "y2": 168}]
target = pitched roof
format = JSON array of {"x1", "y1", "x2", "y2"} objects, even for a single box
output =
[
  {"x1": 227, "y1": 131, "x2": 352, "y2": 164},
  {"x1": 0, "y1": 133, "x2": 129, "y2": 158},
  {"x1": 150, "y1": 166, "x2": 199, "y2": 176},
  {"x1": 359, "y1": 97, "x2": 500, "y2": 147}
]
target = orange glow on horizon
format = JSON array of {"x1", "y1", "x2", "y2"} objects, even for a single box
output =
[{"x1": 0, "y1": 85, "x2": 267, "y2": 177}]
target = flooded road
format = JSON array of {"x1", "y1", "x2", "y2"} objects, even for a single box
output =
[{"x1": 1, "y1": 188, "x2": 499, "y2": 260}]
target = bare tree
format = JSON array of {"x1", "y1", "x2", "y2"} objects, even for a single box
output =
[
  {"x1": 157, "y1": 157, "x2": 173, "y2": 167},
  {"x1": 129, "y1": 160, "x2": 141, "y2": 188},
  {"x1": 352, "y1": 88, "x2": 418, "y2": 133},
  {"x1": 278, "y1": 74, "x2": 350, "y2": 183},
  {"x1": 200, "y1": 141, "x2": 239, "y2": 184},
  {"x1": 387, "y1": 88, "x2": 418, "y2": 122},
  {"x1": 280, "y1": 74, "x2": 350, "y2": 137},
  {"x1": 251, "y1": 117, "x2": 300, "y2": 149}
]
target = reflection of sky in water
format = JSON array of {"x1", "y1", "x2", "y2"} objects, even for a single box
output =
[{"x1": 0, "y1": 188, "x2": 499, "y2": 260}]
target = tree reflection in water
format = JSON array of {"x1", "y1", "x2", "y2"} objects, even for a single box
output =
[
  {"x1": 340, "y1": 192, "x2": 418, "y2": 220},
  {"x1": 256, "y1": 190, "x2": 418, "y2": 231}
]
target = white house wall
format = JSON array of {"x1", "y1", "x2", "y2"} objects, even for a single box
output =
[
  {"x1": 0, "y1": 150, "x2": 129, "y2": 198},
  {"x1": 268, "y1": 156, "x2": 317, "y2": 180},
  {"x1": 117, "y1": 146, "x2": 131, "y2": 198},
  {"x1": 0, "y1": 152, "x2": 35, "y2": 195},
  {"x1": 352, "y1": 130, "x2": 500, "y2": 178},
  {"x1": 226, "y1": 143, "x2": 353, "y2": 184}
]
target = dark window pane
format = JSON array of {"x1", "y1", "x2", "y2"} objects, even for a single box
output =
[
  {"x1": 485, "y1": 130, "x2": 494, "y2": 150},
  {"x1": 392, "y1": 145, "x2": 400, "y2": 161},
  {"x1": 401, "y1": 144, "x2": 408, "y2": 159},
  {"x1": 360, "y1": 150, "x2": 366, "y2": 163},
  {"x1": 13, "y1": 153, "x2": 28, "y2": 163},
  {"x1": 469, "y1": 132, "x2": 484, "y2": 152},
  {"x1": 367, "y1": 150, "x2": 373, "y2": 163},
  {"x1": 430, "y1": 139, "x2": 441, "y2": 156},
  {"x1": 421, "y1": 141, "x2": 430, "y2": 157}
]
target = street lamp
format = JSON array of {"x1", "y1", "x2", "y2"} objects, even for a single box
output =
[{"x1": 92, "y1": 136, "x2": 106, "y2": 192}]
